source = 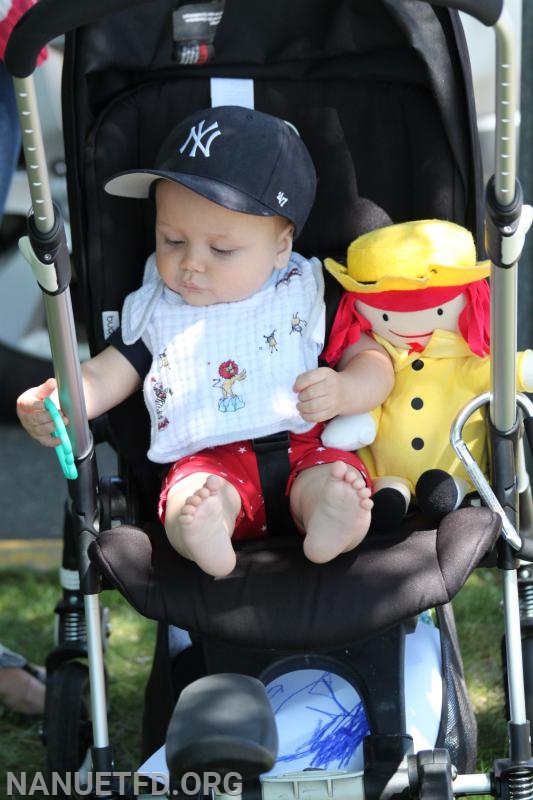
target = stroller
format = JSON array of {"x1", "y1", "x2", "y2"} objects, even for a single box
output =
[{"x1": 6, "y1": 0, "x2": 533, "y2": 796}]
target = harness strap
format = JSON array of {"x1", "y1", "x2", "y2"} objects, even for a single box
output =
[{"x1": 252, "y1": 431, "x2": 294, "y2": 535}]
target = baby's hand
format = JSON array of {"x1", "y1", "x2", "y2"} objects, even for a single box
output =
[
  {"x1": 16, "y1": 377, "x2": 66, "y2": 447},
  {"x1": 293, "y1": 367, "x2": 342, "y2": 423}
]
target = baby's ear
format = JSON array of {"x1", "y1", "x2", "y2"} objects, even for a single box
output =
[{"x1": 273, "y1": 222, "x2": 295, "y2": 269}]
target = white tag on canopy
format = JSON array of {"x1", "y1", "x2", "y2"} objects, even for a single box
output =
[{"x1": 210, "y1": 77, "x2": 254, "y2": 108}]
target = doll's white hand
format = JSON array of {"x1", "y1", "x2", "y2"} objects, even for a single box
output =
[
  {"x1": 321, "y1": 412, "x2": 377, "y2": 451},
  {"x1": 522, "y1": 350, "x2": 533, "y2": 391}
]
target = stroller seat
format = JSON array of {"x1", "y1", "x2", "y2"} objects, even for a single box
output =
[{"x1": 90, "y1": 507, "x2": 499, "y2": 650}]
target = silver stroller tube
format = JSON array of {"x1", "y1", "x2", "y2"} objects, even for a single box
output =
[
  {"x1": 487, "y1": 12, "x2": 533, "y2": 750},
  {"x1": 13, "y1": 75, "x2": 92, "y2": 457},
  {"x1": 13, "y1": 73, "x2": 111, "y2": 758}
]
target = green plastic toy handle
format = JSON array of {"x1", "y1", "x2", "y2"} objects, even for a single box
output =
[{"x1": 43, "y1": 397, "x2": 78, "y2": 480}]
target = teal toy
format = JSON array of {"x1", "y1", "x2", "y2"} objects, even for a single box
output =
[{"x1": 43, "y1": 396, "x2": 78, "y2": 480}]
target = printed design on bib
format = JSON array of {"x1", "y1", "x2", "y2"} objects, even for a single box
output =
[
  {"x1": 213, "y1": 359, "x2": 247, "y2": 412},
  {"x1": 264, "y1": 330, "x2": 278, "y2": 352},
  {"x1": 151, "y1": 376, "x2": 173, "y2": 430},
  {"x1": 275, "y1": 264, "x2": 302, "y2": 288},
  {"x1": 290, "y1": 312, "x2": 307, "y2": 335},
  {"x1": 158, "y1": 349, "x2": 170, "y2": 370}
]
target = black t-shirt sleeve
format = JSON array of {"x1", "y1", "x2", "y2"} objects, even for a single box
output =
[{"x1": 107, "y1": 327, "x2": 151, "y2": 379}]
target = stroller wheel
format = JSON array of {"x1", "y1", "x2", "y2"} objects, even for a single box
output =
[{"x1": 43, "y1": 661, "x2": 94, "y2": 794}]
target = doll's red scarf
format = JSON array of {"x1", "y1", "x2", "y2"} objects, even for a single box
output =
[{"x1": 325, "y1": 279, "x2": 491, "y2": 363}]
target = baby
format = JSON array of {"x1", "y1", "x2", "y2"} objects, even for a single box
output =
[{"x1": 17, "y1": 106, "x2": 393, "y2": 577}]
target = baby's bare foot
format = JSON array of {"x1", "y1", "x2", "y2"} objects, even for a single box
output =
[
  {"x1": 178, "y1": 475, "x2": 237, "y2": 577},
  {"x1": 303, "y1": 461, "x2": 372, "y2": 563}
]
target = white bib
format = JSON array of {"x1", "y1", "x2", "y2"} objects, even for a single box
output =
[{"x1": 121, "y1": 253, "x2": 325, "y2": 463}]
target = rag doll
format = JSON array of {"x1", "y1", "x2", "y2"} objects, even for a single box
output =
[{"x1": 322, "y1": 219, "x2": 533, "y2": 528}]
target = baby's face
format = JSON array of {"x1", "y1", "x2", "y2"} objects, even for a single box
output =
[{"x1": 154, "y1": 181, "x2": 293, "y2": 305}]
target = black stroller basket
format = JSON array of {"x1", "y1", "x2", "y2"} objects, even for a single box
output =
[{"x1": 6, "y1": 0, "x2": 533, "y2": 797}]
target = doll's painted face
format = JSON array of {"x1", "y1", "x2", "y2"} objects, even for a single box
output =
[{"x1": 355, "y1": 292, "x2": 466, "y2": 350}]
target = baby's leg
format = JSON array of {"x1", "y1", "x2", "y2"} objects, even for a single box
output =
[
  {"x1": 290, "y1": 461, "x2": 373, "y2": 563},
  {"x1": 164, "y1": 472, "x2": 241, "y2": 577}
]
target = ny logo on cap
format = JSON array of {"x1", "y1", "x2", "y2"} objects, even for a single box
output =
[{"x1": 179, "y1": 119, "x2": 221, "y2": 157}]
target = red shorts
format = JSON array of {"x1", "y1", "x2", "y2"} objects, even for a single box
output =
[{"x1": 158, "y1": 424, "x2": 371, "y2": 540}]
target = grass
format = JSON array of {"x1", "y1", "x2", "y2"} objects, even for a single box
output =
[
  {"x1": 452, "y1": 567, "x2": 508, "y2": 768},
  {"x1": 0, "y1": 570, "x2": 156, "y2": 789},
  {"x1": 0, "y1": 565, "x2": 512, "y2": 792}
]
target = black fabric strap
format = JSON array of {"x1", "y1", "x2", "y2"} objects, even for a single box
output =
[{"x1": 252, "y1": 431, "x2": 294, "y2": 536}]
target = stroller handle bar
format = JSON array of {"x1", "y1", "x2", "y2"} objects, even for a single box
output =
[
  {"x1": 4, "y1": 0, "x2": 159, "y2": 78},
  {"x1": 5, "y1": 0, "x2": 503, "y2": 77}
]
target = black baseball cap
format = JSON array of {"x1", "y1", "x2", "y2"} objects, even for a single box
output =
[{"x1": 104, "y1": 105, "x2": 317, "y2": 237}]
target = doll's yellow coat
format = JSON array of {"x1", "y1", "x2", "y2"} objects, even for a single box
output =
[{"x1": 359, "y1": 329, "x2": 533, "y2": 491}]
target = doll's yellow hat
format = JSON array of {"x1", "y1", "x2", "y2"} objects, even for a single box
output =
[{"x1": 324, "y1": 219, "x2": 490, "y2": 293}]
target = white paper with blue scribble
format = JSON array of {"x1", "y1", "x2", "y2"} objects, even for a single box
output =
[{"x1": 263, "y1": 670, "x2": 368, "y2": 775}]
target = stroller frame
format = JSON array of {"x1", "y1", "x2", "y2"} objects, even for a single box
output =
[{"x1": 6, "y1": 0, "x2": 533, "y2": 797}]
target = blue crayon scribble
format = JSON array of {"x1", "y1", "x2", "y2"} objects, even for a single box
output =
[{"x1": 267, "y1": 671, "x2": 370, "y2": 769}]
